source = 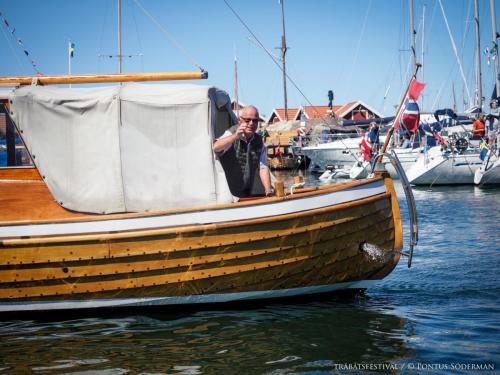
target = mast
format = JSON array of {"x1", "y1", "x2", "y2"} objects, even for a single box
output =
[
  {"x1": 452, "y1": 82, "x2": 457, "y2": 112},
  {"x1": 118, "y1": 0, "x2": 123, "y2": 74},
  {"x1": 491, "y1": 0, "x2": 500, "y2": 99},
  {"x1": 68, "y1": 40, "x2": 72, "y2": 88},
  {"x1": 421, "y1": 4, "x2": 426, "y2": 109},
  {"x1": 234, "y1": 53, "x2": 239, "y2": 117},
  {"x1": 474, "y1": 0, "x2": 482, "y2": 109},
  {"x1": 438, "y1": 0, "x2": 471, "y2": 109},
  {"x1": 409, "y1": 0, "x2": 417, "y2": 73},
  {"x1": 279, "y1": 0, "x2": 289, "y2": 121}
]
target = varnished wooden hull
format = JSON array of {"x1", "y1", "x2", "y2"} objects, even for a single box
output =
[{"x1": 0, "y1": 168, "x2": 402, "y2": 312}]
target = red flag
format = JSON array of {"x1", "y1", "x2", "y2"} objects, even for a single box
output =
[
  {"x1": 408, "y1": 78, "x2": 425, "y2": 100},
  {"x1": 359, "y1": 136, "x2": 372, "y2": 161},
  {"x1": 400, "y1": 99, "x2": 420, "y2": 134}
]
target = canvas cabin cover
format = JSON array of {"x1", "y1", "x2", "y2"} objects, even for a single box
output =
[{"x1": 9, "y1": 83, "x2": 234, "y2": 213}]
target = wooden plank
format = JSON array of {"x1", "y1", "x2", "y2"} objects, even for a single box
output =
[
  {"x1": 0, "y1": 215, "x2": 394, "y2": 285},
  {"x1": 383, "y1": 175, "x2": 403, "y2": 251},
  {"x1": 0, "y1": 197, "x2": 392, "y2": 265},
  {"x1": 0, "y1": 167, "x2": 41, "y2": 180},
  {"x1": 0, "y1": 232, "x2": 394, "y2": 300},
  {"x1": 0, "y1": 192, "x2": 390, "y2": 246},
  {"x1": 0, "y1": 71, "x2": 208, "y2": 86},
  {"x1": 0, "y1": 174, "x2": 385, "y2": 226},
  {"x1": 0, "y1": 219, "x2": 393, "y2": 298},
  {"x1": 0, "y1": 181, "x2": 93, "y2": 222}
]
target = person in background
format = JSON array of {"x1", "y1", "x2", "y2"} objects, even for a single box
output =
[
  {"x1": 487, "y1": 98, "x2": 499, "y2": 148},
  {"x1": 358, "y1": 133, "x2": 372, "y2": 161},
  {"x1": 472, "y1": 113, "x2": 486, "y2": 139},
  {"x1": 368, "y1": 122, "x2": 380, "y2": 151},
  {"x1": 401, "y1": 133, "x2": 412, "y2": 148},
  {"x1": 213, "y1": 105, "x2": 273, "y2": 198},
  {"x1": 297, "y1": 122, "x2": 308, "y2": 148}
]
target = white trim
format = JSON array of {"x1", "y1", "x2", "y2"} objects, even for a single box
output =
[
  {"x1": 0, "y1": 180, "x2": 386, "y2": 238},
  {"x1": 0, "y1": 280, "x2": 379, "y2": 312}
]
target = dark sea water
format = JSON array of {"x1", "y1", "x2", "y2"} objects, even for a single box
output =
[{"x1": 0, "y1": 174, "x2": 499, "y2": 374}]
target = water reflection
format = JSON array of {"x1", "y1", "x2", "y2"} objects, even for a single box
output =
[{"x1": 0, "y1": 299, "x2": 412, "y2": 374}]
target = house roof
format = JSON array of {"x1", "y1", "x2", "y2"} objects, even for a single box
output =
[
  {"x1": 336, "y1": 100, "x2": 383, "y2": 118},
  {"x1": 267, "y1": 108, "x2": 300, "y2": 123},
  {"x1": 268, "y1": 101, "x2": 383, "y2": 123},
  {"x1": 301, "y1": 104, "x2": 352, "y2": 119}
]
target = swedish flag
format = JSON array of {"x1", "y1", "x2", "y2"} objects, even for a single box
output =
[{"x1": 69, "y1": 42, "x2": 75, "y2": 58}]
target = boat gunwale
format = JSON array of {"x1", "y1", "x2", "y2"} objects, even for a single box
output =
[
  {"x1": 1, "y1": 191, "x2": 391, "y2": 245},
  {"x1": 0, "y1": 167, "x2": 385, "y2": 227}
]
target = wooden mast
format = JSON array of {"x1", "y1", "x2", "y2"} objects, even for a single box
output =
[
  {"x1": 280, "y1": 0, "x2": 289, "y2": 121},
  {"x1": 0, "y1": 71, "x2": 208, "y2": 86}
]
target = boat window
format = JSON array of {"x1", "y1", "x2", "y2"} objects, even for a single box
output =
[{"x1": 0, "y1": 111, "x2": 33, "y2": 167}]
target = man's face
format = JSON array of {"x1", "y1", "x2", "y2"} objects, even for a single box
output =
[{"x1": 240, "y1": 108, "x2": 259, "y2": 137}]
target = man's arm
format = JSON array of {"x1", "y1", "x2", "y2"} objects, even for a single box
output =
[
  {"x1": 260, "y1": 167, "x2": 273, "y2": 195},
  {"x1": 259, "y1": 146, "x2": 273, "y2": 195},
  {"x1": 213, "y1": 124, "x2": 246, "y2": 153}
]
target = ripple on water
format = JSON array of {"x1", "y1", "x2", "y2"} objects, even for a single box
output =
[{"x1": 0, "y1": 181, "x2": 498, "y2": 373}]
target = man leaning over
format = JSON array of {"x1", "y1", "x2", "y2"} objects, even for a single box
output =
[{"x1": 213, "y1": 105, "x2": 273, "y2": 198}]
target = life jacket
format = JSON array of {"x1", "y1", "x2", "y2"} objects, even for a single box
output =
[{"x1": 218, "y1": 125, "x2": 266, "y2": 197}]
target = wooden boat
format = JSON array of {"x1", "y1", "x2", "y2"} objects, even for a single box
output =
[{"x1": 0, "y1": 72, "x2": 412, "y2": 313}]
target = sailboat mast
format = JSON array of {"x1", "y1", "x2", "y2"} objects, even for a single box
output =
[
  {"x1": 438, "y1": 0, "x2": 471, "y2": 109},
  {"x1": 474, "y1": 0, "x2": 482, "y2": 109},
  {"x1": 280, "y1": 0, "x2": 289, "y2": 121},
  {"x1": 491, "y1": 0, "x2": 500, "y2": 98},
  {"x1": 234, "y1": 54, "x2": 239, "y2": 117},
  {"x1": 409, "y1": 0, "x2": 417, "y2": 73},
  {"x1": 421, "y1": 5, "x2": 426, "y2": 109},
  {"x1": 118, "y1": 0, "x2": 123, "y2": 74}
]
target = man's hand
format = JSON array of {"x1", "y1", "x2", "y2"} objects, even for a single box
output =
[{"x1": 235, "y1": 123, "x2": 247, "y2": 136}]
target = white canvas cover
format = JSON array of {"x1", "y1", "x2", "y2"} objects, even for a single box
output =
[{"x1": 9, "y1": 83, "x2": 234, "y2": 213}]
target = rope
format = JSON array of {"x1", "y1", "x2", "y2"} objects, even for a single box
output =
[
  {"x1": 0, "y1": 10, "x2": 42, "y2": 74},
  {"x1": 0, "y1": 16, "x2": 24, "y2": 71},
  {"x1": 345, "y1": 0, "x2": 372, "y2": 96},
  {"x1": 132, "y1": 0, "x2": 204, "y2": 71},
  {"x1": 223, "y1": 0, "x2": 361, "y2": 163},
  {"x1": 131, "y1": 3, "x2": 145, "y2": 72}
]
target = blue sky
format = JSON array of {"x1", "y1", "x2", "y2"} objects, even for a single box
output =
[{"x1": 0, "y1": 0, "x2": 498, "y2": 118}]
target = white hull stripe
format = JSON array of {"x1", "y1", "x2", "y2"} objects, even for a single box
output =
[
  {"x1": 0, "y1": 280, "x2": 379, "y2": 312},
  {"x1": 0, "y1": 180, "x2": 385, "y2": 238}
]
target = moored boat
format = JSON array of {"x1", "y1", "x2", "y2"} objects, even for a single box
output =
[
  {"x1": 474, "y1": 146, "x2": 500, "y2": 185},
  {"x1": 0, "y1": 72, "x2": 413, "y2": 313},
  {"x1": 406, "y1": 138, "x2": 484, "y2": 185}
]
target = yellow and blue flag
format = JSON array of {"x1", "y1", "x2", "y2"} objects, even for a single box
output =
[{"x1": 479, "y1": 141, "x2": 488, "y2": 161}]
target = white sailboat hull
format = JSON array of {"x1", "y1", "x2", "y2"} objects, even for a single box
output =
[
  {"x1": 474, "y1": 154, "x2": 500, "y2": 185},
  {"x1": 302, "y1": 138, "x2": 363, "y2": 169},
  {"x1": 302, "y1": 138, "x2": 421, "y2": 179},
  {"x1": 407, "y1": 147, "x2": 484, "y2": 185}
]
